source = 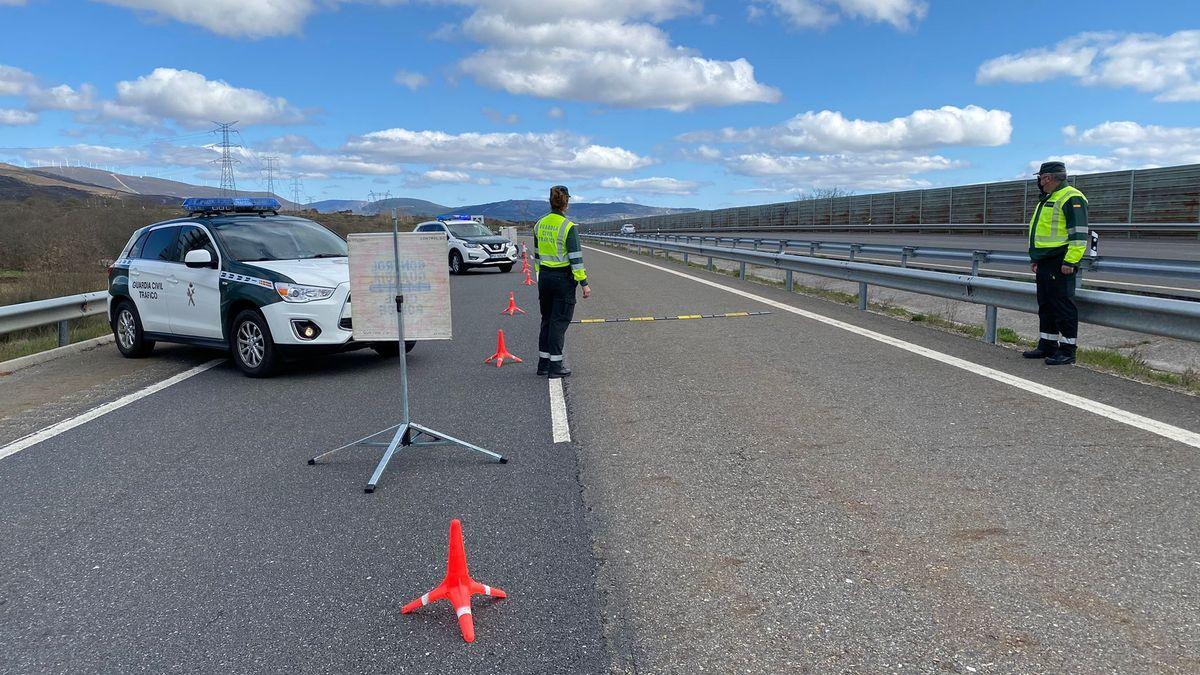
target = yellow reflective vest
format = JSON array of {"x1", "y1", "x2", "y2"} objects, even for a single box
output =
[
  {"x1": 534, "y1": 213, "x2": 587, "y2": 282},
  {"x1": 1029, "y1": 184, "x2": 1088, "y2": 265}
]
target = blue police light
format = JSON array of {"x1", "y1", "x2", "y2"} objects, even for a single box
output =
[
  {"x1": 436, "y1": 214, "x2": 477, "y2": 222},
  {"x1": 183, "y1": 197, "x2": 282, "y2": 214}
]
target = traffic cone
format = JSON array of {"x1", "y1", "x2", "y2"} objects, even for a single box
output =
[
  {"x1": 520, "y1": 258, "x2": 530, "y2": 274},
  {"x1": 501, "y1": 292, "x2": 526, "y2": 316},
  {"x1": 402, "y1": 519, "x2": 507, "y2": 643},
  {"x1": 522, "y1": 269, "x2": 535, "y2": 286},
  {"x1": 484, "y1": 329, "x2": 522, "y2": 367}
]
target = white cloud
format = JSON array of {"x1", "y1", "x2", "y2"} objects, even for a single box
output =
[
  {"x1": 0, "y1": 65, "x2": 35, "y2": 96},
  {"x1": 102, "y1": 68, "x2": 305, "y2": 127},
  {"x1": 1063, "y1": 120, "x2": 1200, "y2": 166},
  {"x1": 261, "y1": 134, "x2": 319, "y2": 153},
  {"x1": 455, "y1": 6, "x2": 778, "y2": 111},
  {"x1": 1023, "y1": 154, "x2": 1123, "y2": 175},
  {"x1": 481, "y1": 107, "x2": 519, "y2": 124},
  {"x1": 394, "y1": 70, "x2": 428, "y2": 90},
  {"x1": 345, "y1": 127, "x2": 653, "y2": 179},
  {"x1": 27, "y1": 83, "x2": 97, "y2": 111},
  {"x1": 724, "y1": 151, "x2": 961, "y2": 191},
  {"x1": 752, "y1": 0, "x2": 928, "y2": 30},
  {"x1": 681, "y1": 105, "x2": 1011, "y2": 152},
  {"x1": 0, "y1": 108, "x2": 37, "y2": 125},
  {"x1": 547, "y1": 106, "x2": 564, "y2": 119},
  {"x1": 18, "y1": 144, "x2": 150, "y2": 167},
  {"x1": 423, "y1": 169, "x2": 472, "y2": 182},
  {"x1": 600, "y1": 176, "x2": 700, "y2": 195},
  {"x1": 286, "y1": 153, "x2": 402, "y2": 177},
  {"x1": 978, "y1": 30, "x2": 1200, "y2": 102},
  {"x1": 94, "y1": 0, "x2": 323, "y2": 38}
]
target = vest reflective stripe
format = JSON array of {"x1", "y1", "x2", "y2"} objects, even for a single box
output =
[
  {"x1": 1030, "y1": 186, "x2": 1086, "y2": 248},
  {"x1": 536, "y1": 213, "x2": 573, "y2": 268}
]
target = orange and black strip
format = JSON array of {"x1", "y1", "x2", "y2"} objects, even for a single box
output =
[{"x1": 572, "y1": 311, "x2": 770, "y2": 324}]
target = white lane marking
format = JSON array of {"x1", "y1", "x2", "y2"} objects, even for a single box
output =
[
  {"x1": 549, "y1": 378, "x2": 572, "y2": 443},
  {"x1": 585, "y1": 245, "x2": 1200, "y2": 450},
  {"x1": 0, "y1": 359, "x2": 225, "y2": 462}
]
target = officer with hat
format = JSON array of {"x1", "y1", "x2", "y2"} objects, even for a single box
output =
[
  {"x1": 532, "y1": 185, "x2": 590, "y2": 378},
  {"x1": 1024, "y1": 160, "x2": 1089, "y2": 365}
]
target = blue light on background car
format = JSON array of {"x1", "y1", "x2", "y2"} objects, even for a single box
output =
[
  {"x1": 184, "y1": 197, "x2": 282, "y2": 213},
  {"x1": 436, "y1": 214, "x2": 476, "y2": 222}
]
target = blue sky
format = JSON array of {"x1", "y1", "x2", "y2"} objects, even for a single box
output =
[{"x1": 1, "y1": 0, "x2": 1198, "y2": 209}]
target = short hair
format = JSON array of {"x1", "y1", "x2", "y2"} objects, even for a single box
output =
[{"x1": 550, "y1": 186, "x2": 569, "y2": 211}]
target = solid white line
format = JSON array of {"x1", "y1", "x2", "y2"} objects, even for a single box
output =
[
  {"x1": 0, "y1": 359, "x2": 225, "y2": 462},
  {"x1": 549, "y1": 377, "x2": 571, "y2": 443},
  {"x1": 585, "y1": 245, "x2": 1200, "y2": 450}
]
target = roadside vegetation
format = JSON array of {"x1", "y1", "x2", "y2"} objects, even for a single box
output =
[{"x1": 609, "y1": 244, "x2": 1200, "y2": 395}]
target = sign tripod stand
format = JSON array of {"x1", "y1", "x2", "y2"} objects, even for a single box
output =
[{"x1": 309, "y1": 210, "x2": 506, "y2": 492}]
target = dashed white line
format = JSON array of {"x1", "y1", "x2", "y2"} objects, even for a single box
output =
[
  {"x1": 0, "y1": 359, "x2": 225, "y2": 462},
  {"x1": 585, "y1": 245, "x2": 1200, "y2": 450},
  {"x1": 549, "y1": 377, "x2": 571, "y2": 443}
]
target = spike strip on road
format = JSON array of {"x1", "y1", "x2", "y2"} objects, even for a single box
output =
[{"x1": 571, "y1": 311, "x2": 771, "y2": 325}]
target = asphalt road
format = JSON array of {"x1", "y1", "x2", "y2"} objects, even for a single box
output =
[{"x1": 3, "y1": 245, "x2": 1199, "y2": 674}]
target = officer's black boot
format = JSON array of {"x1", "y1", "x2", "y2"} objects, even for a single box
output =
[
  {"x1": 1045, "y1": 345, "x2": 1076, "y2": 366},
  {"x1": 547, "y1": 362, "x2": 571, "y2": 379},
  {"x1": 536, "y1": 358, "x2": 549, "y2": 376},
  {"x1": 1022, "y1": 339, "x2": 1057, "y2": 359}
]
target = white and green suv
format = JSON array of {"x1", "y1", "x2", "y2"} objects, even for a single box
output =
[{"x1": 107, "y1": 198, "x2": 411, "y2": 377}]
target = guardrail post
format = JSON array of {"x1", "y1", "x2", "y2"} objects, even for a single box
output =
[
  {"x1": 858, "y1": 283, "x2": 868, "y2": 310},
  {"x1": 849, "y1": 243, "x2": 860, "y2": 262},
  {"x1": 971, "y1": 250, "x2": 987, "y2": 275},
  {"x1": 707, "y1": 255, "x2": 714, "y2": 271},
  {"x1": 58, "y1": 320, "x2": 70, "y2": 347},
  {"x1": 808, "y1": 242, "x2": 818, "y2": 257},
  {"x1": 984, "y1": 305, "x2": 998, "y2": 344},
  {"x1": 786, "y1": 270, "x2": 794, "y2": 292},
  {"x1": 901, "y1": 247, "x2": 915, "y2": 267},
  {"x1": 739, "y1": 262, "x2": 747, "y2": 279}
]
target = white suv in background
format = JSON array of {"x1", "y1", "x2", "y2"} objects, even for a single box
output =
[
  {"x1": 620, "y1": 223, "x2": 637, "y2": 234},
  {"x1": 414, "y1": 215, "x2": 518, "y2": 274}
]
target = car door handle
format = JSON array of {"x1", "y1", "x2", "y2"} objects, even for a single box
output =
[
  {"x1": 131, "y1": 269, "x2": 141, "y2": 276},
  {"x1": 168, "y1": 276, "x2": 179, "y2": 284}
]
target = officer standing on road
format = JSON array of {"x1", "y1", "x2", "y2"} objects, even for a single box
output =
[
  {"x1": 533, "y1": 185, "x2": 590, "y2": 378},
  {"x1": 1024, "y1": 161, "x2": 1089, "y2": 365}
]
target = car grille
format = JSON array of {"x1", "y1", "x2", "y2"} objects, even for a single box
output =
[{"x1": 484, "y1": 243, "x2": 506, "y2": 253}]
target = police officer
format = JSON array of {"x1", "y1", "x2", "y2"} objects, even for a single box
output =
[
  {"x1": 1023, "y1": 161, "x2": 1088, "y2": 365},
  {"x1": 533, "y1": 185, "x2": 590, "y2": 378}
]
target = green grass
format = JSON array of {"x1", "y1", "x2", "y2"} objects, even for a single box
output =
[
  {"x1": 607, "y1": 242, "x2": 1200, "y2": 395},
  {"x1": 0, "y1": 315, "x2": 111, "y2": 364}
]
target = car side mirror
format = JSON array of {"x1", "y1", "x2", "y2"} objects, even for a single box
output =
[
  {"x1": 446, "y1": 234, "x2": 451, "y2": 240},
  {"x1": 185, "y1": 249, "x2": 214, "y2": 268}
]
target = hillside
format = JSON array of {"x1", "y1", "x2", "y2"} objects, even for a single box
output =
[
  {"x1": 0, "y1": 163, "x2": 132, "y2": 201},
  {"x1": 359, "y1": 197, "x2": 450, "y2": 216},
  {"x1": 31, "y1": 166, "x2": 294, "y2": 206}
]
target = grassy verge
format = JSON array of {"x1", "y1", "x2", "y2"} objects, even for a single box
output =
[
  {"x1": 623, "y1": 246, "x2": 1200, "y2": 395},
  {"x1": 0, "y1": 315, "x2": 112, "y2": 364}
]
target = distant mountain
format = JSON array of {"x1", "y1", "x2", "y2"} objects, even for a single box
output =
[
  {"x1": 0, "y1": 162, "x2": 145, "y2": 201},
  {"x1": 308, "y1": 199, "x2": 367, "y2": 213},
  {"x1": 360, "y1": 197, "x2": 450, "y2": 216},
  {"x1": 447, "y1": 199, "x2": 697, "y2": 223},
  {"x1": 29, "y1": 166, "x2": 295, "y2": 207}
]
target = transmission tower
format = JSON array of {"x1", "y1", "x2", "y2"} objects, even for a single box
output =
[
  {"x1": 212, "y1": 121, "x2": 241, "y2": 197},
  {"x1": 264, "y1": 156, "x2": 279, "y2": 197},
  {"x1": 291, "y1": 177, "x2": 303, "y2": 212}
]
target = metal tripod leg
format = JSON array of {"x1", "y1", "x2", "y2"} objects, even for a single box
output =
[
  {"x1": 409, "y1": 423, "x2": 507, "y2": 463},
  {"x1": 365, "y1": 423, "x2": 410, "y2": 493},
  {"x1": 308, "y1": 423, "x2": 404, "y2": 465}
]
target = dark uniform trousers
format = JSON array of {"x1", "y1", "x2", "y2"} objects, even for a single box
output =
[
  {"x1": 538, "y1": 266, "x2": 577, "y2": 361},
  {"x1": 1035, "y1": 251, "x2": 1078, "y2": 346}
]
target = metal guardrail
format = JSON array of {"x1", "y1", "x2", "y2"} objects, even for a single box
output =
[
  {"x1": 588, "y1": 222, "x2": 1200, "y2": 235},
  {"x1": 584, "y1": 234, "x2": 1200, "y2": 344},
  {"x1": 626, "y1": 234, "x2": 1200, "y2": 282},
  {"x1": 0, "y1": 292, "x2": 108, "y2": 346}
]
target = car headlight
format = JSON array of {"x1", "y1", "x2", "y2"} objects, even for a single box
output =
[
  {"x1": 274, "y1": 282, "x2": 335, "y2": 303},
  {"x1": 463, "y1": 241, "x2": 481, "y2": 249}
]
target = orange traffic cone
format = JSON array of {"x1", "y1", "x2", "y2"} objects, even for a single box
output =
[
  {"x1": 522, "y1": 269, "x2": 535, "y2": 286},
  {"x1": 402, "y1": 519, "x2": 507, "y2": 643},
  {"x1": 484, "y1": 329, "x2": 522, "y2": 367},
  {"x1": 501, "y1": 292, "x2": 526, "y2": 316},
  {"x1": 520, "y1": 258, "x2": 530, "y2": 273}
]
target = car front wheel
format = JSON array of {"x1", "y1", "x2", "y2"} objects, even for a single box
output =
[
  {"x1": 113, "y1": 300, "x2": 154, "y2": 358},
  {"x1": 449, "y1": 250, "x2": 464, "y2": 275},
  {"x1": 231, "y1": 309, "x2": 278, "y2": 377}
]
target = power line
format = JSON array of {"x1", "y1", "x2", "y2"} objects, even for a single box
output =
[
  {"x1": 291, "y1": 177, "x2": 303, "y2": 212},
  {"x1": 264, "y1": 157, "x2": 279, "y2": 197},
  {"x1": 212, "y1": 121, "x2": 240, "y2": 197}
]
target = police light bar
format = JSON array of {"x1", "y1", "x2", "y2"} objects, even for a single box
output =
[
  {"x1": 436, "y1": 214, "x2": 476, "y2": 222},
  {"x1": 183, "y1": 197, "x2": 281, "y2": 214}
]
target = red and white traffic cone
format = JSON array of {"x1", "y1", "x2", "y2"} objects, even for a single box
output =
[
  {"x1": 501, "y1": 292, "x2": 526, "y2": 316},
  {"x1": 484, "y1": 329, "x2": 522, "y2": 367},
  {"x1": 401, "y1": 519, "x2": 507, "y2": 643},
  {"x1": 522, "y1": 269, "x2": 535, "y2": 286}
]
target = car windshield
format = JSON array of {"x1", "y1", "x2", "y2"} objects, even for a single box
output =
[
  {"x1": 210, "y1": 217, "x2": 347, "y2": 262},
  {"x1": 447, "y1": 222, "x2": 493, "y2": 238}
]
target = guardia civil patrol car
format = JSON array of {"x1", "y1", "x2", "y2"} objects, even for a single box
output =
[
  {"x1": 107, "y1": 197, "x2": 411, "y2": 377},
  {"x1": 413, "y1": 215, "x2": 517, "y2": 274}
]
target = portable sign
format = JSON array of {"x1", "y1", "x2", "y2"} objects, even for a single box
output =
[{"x1": 349, "y1": 232, "x2": 452, "y2": 341}]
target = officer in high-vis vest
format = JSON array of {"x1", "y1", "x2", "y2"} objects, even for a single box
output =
[
  {"x1": 1023, "y1": 161, "x2": 1088, "y2": 366},
  {"x1": 533, "y1": 185, "x2": 590, "y2": 378}
]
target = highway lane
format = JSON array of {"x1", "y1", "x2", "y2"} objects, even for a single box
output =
[
  {"x1": 0, "y1": 269, "x2": 606, "y2": 674},
  {"x1": 570, "y1": 244, "x2": 1199, "y2": 673}
]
